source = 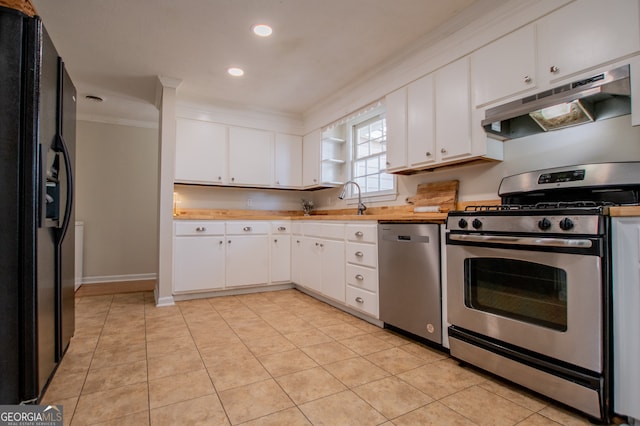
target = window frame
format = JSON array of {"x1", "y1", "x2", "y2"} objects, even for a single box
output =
[{"x1": 343, "y1": 106, "x2": 397, "y2": 203}]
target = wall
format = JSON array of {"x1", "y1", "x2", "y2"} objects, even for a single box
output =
[
  {"x1": 313, "y1": 115, "x2": 640, "y2": 210},
  {"x1": 76, "y1": 120, "x2": 159, "y2": 283}
]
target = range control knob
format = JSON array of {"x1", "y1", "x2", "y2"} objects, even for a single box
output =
[
  {"x1": 458, "y1": 218, "x2": 468, "y2": 229},
  {"x1": 559, "y1": 218, "x2": 574, "y2": 231},
  {"x1": 472, "y1": 219, "x2": 483, "y2": 229},
  {"x1": 538, "y1": 218, "x2": 552, "y2": 230}
]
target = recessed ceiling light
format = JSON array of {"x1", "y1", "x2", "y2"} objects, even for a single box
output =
[
  {"x1": 227, "y1": 67, "x2": 245, "y2": 77},
  {"x1": 252, "y1": 24, "x2": 273, "y2": 37}
]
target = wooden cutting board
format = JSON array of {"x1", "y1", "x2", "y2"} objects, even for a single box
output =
[{"x1": 406, "y1": 180, "x2": 459, "y2": 212}]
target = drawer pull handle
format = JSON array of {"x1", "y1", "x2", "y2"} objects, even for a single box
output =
[
  {"x1": 355, "y1": 251, "x2": 364, "y2": 257},
  {"x1": 219, "y1": 240, "x2": 223, "y2": 245},
  {"x1": 355, "y1": 231, "x2": 363, "y2": 237},
  {"x1": 355, "y1": 296, "x2": 364, "y2": 303},
  {"x1": 355, "y1": 274, "x2": 364, "y2": 280},
  {"x1": 195, "y1": 227, "x2": 206, "y2": 232},
  {"x1": 243, "y1": 226, "x2": 252, "y2": 232},
  {"x1": 278, "y1": 226, "x2": 287, "y2": 231}
]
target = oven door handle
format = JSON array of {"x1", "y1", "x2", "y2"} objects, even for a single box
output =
[{"x1": 449, "y1": 234, "x2": 593, "y2": 248}]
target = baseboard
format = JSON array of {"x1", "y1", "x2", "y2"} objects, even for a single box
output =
[{"x1": 80, "y1": 273, "x2": 157, "y2": 285}]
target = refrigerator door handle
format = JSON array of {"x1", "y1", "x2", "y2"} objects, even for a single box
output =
[{"x1": 55, "y1": 132, "x2": 73, "y2": 244}]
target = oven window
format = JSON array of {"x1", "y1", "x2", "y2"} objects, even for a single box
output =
[{"x1": 464, "y1": 258, "x2": 567, "y2": 331}]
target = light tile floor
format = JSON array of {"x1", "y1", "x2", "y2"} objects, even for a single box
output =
[{"x1": 42, "y1": 289, "x2": 611, "y2": 425}]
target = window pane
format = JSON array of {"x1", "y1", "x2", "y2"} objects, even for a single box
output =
[
  {"x1": 354, "y1": 160, "x2": 366, "y2": 177},
  {"x1": 367, "y1": 176, "x2": 379, "y2": 192},
  {"x1": 356, "y1": 142, "x2": 370, "y2": 158}
]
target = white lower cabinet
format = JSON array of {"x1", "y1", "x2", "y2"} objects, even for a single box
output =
[
  {"x1": 226, "y1": 221, "x2": 270, "y2": 287},
  {"x1": 173, "y1": 222, "x2": 226, "y2": 293},
  {"x1": 173, "y1": 219, "x2": 379, "y2": 321},
  {"x1": 345, "y1": 223, "x2": 379, "y2": 318},
  {"x1": 270, "y1": 221, "x2": 291, "y2": 283}
]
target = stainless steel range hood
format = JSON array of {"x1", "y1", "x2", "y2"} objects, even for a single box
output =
[{"x1": 482, "y1": 65, "x2": 631, "y2": 140}]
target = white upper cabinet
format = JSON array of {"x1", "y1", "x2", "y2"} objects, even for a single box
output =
[
  {"x1": 320, "y1": 125, "x2": 347, "y2": 186},
  {"x1": 384, "y1": 87, "x2": 408, "y2": 172},
  {"x1": 435, "y1": 56, "x2": 472, "y2": 162},
  {"x1": 274, "y1": 133, "x2": 302, "y2": 188},
  {"x1": 407, "y1": 73, "x2": 435, "y2": 168},
  {"x1": 538, "y1": 0, "x2": 640, "y2": 84},
  {"x1": 471, "y1": 24, "x2": 537, "y2": 107},
  {"x1": 302, "y1": 129, "x2": 321, "y2": 187},
  {"x1": 228, "y1": 127, "x2": 274, "y2": 187},
  {"x1": 175, "y1": 118, "x2": 227, "y2": 184}
]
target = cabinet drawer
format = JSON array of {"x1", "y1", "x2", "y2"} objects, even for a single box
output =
[
  {"x1": 291, "y1": 222, "x2": 303, "y2": 235},
  {"x1": 175, "y1": 221, "x2": 224, "y2": 236},
  {"x1": 303, "y1": 222, "x2": 345, "y2": 239},
  {"x1": 226, "y1": 221, "x2": 269, "y2": 235},
  {"x1": 346, "y1": 286, "x2": 378, "y2": 318},
  {"x1": 346, "y1": 264, "x2": 378, "y2": 293},
  {"x1": 346, "y1": 223, "x2": 377, "y2": 243},
  {"x1": 346, "y1": 242, "x2": 377, "y2": 268},
  {"x1": 271, "y1": 221, "x2": 291, "y2": 234}
]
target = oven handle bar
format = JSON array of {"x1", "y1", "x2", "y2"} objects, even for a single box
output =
[{"x1": 449, "y1": 234, "x2": 593, "y2": 248}]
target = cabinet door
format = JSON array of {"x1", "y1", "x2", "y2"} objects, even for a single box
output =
[
  {"x1": 226, "y1": 235, "x2": 269, "y2": 287},
  {"x1": 271, "y1": 234, "x2": 291, "y2": 283},
  {"x1": 321, "y1": 239, "x2": 345, "y2": 303},
  {"x1": 435, "y1": 57, "x2": 472, "y2": 162},
  {"x1": 275, "y1": 133, "x2": 302, "y2": 188},
  {"x1": 302, "y1": 129, "x2": 321, "y2": 187},
  {"x1": 385, "y1": 87, "x2": 408, "y2": 172},
  {"x1": 407, "y1": 74, "x2": 436, "y2": 167},
  {"x1": 174, "y1": 236, "x2": 225, "y2": 292},
  {"x1": 228, "y1": 127, "x2": 274, "y2": 186},
  {"x1": 291, "y1": 236, "x2": 304, "y2": 285},
  {"x1": 471, "y1": 24, "x2": 536, "y2": 107},
  {"x1": 175, "y1": 118, "x2": 227, "y2": 184},
  {"x1": 301, "y1": 236, "x2": 322, "y2": 293},
  {"x1": 538, "y1": 0, "x2": 640, "y2": 83}
]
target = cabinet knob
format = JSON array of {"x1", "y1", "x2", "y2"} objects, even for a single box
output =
[
  {"x1": 355, "y1": 296, "x2": 364, "y2": 303},
  {"x1": 274, "y1": 238, "x2": 278, "y2": 243},
  {"x1": 243, "y1": 226, "x2": 252, "y2": 232},
  {"x1": 278, "y1": 226, "x2": 287, "y2": 231},
  {"x1": 276, "y1": 180, "x2": 280, "y2": 185},
  {"x1": 355, "y1": 231, "x2": 363, "y2": 237},
  {"x1": 315, "y1": 242, "x2": 320, "y2": 246},
  {"x1": 228, "y1": 240, "x2": 231, "y2": 244},
  {"x1": 313, "y1": 178, "x2": 317, "y2": 183},
  {"x1": 296, "y1": 239, "x2": 301, "y2": 243},
  {"x1": 440, "y1": 148, "x2": 447, "y2": 154},
  {"x1": 386, "y1": 161, "x2": 391, "y2": 166},
  {"x1": 320, "y1": 243, "x2": 324, "y2": 248},
  {"x1": 355, "y1": 251, "x2": 364, "y2": 257},
  {"x1": 218, "y1": 176, "x2": 222, "y2": 180},
  {"x1": 524, "y1": 75, "x2": 532, "y2": 83},
  {"x1": 195, "y1": 227, "x2": 206, "y2": 232},
  {"x1": 426, "y1": 152, "x2": 431, "y2": 157},
  {"x1": 550, "y1": 65, "x2": 559, "y2": 74},
  {"x1": 219, "y1": 240, "x2": 223, "y2": 245},
  {"x1": 231, "y1": 177, "x2": 235, "y2": 182},
  {"x1": 355, "y1": 274, "x2": 364, "y2": 281}
]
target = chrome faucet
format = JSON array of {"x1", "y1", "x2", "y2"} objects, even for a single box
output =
[{"x1": 338, "y1": 180, "x2": 366, "y2": 215}]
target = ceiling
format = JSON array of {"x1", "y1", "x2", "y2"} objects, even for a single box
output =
[{"x1": 31, "y1": 0, "x2": 506, "y2": 124}]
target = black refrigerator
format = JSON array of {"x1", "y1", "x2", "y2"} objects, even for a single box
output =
[{"x1": 0, "y1": 6, "x2": 76, "y2": 404}]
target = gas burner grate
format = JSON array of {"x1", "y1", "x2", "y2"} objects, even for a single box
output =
[
  {"x1": 464, "y1": 204, "x2": 534, "y2": 211},
  {"x1": 533, "y1": 201, "x2": 616, "y2": 209}
]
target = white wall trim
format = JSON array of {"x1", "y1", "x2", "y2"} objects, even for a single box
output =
[
  {"x1": 154, "y1": 286, "x2": 175, "y2": 307},
  {"x1": 80, "y1": 273, "x2": 157, "y2": 285}
]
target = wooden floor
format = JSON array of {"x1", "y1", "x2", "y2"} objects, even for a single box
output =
[{"x1": 75, "y1": 280, "x2": 156, "y2": 297}]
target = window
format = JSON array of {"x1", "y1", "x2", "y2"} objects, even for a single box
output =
[
  {"x1": 351, "y1": 114, "x2": 394, "y2": 196},
  {"x1": 344, "y1": 105, "x2": 395, "y2": 200}
]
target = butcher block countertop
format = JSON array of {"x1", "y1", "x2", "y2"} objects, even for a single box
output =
[
  {"x1": 175, "y1": 206, "x2": 448, "y2": 223},
  {"x1": 609, "y1": 206, "x2": 640, "y2": 217}
]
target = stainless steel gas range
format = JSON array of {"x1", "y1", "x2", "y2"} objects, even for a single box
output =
[{"x1": 445, "y1": 162, "x2": 640, "y2": 423}]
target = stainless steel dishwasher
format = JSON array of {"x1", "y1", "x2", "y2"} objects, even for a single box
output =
[{"x1": 378, "y1": 223, "x2": 441, "y2": 344}]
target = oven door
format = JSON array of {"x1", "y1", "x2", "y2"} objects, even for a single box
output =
[{"x1": 446, "y1": 233, "x2": 604, "y2": 373}]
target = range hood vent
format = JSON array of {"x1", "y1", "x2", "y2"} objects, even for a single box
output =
[{"x1": 482, "y1": 65, "x2": 631, "y2": 140}]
